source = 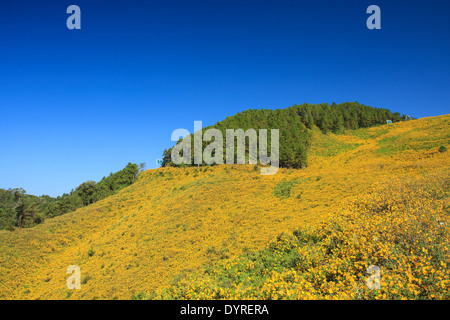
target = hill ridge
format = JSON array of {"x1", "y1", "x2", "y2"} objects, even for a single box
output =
[{"x1": 0, "y1": 114, "x2": 448, "y2": 299}]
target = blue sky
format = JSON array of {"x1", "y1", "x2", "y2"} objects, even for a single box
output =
[{"x1": 0, "y1": 0, "x2": 449, "y2": 197}]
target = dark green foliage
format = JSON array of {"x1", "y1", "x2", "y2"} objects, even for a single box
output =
[
  {"x1": 162, "y1": 102, "x2": 405, "y2": 169},
  {"x1": 14, "y1": 197, "x2": 42, "y2": 228},
  {"x1": 75, "y1": 181, "x2": 99, "y2": 206},
  {"x1": 0, "y1": 163, "x2": 139, "y2": 231},
  {"x1": 438, "y1": 146, "x2": 447, "y2": 153},
  {"x1": 0, "y1": 188, "x2": 55, "y2": 230}
]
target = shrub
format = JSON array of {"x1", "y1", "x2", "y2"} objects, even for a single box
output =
[{"x1": 87, "y1": 248, "x2": 95, "y2": 257}]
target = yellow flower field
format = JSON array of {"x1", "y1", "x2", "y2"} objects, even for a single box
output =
[{"x1": 0, "y1": 114, "x2": 448, "y2": 299}]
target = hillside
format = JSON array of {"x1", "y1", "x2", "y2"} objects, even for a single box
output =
[
  {"x1": 0, "y1": 163, "x2": 141, "y2": 231},
  {"x1": 0, "y1": 114, "x2": 448, "y2": 299},
  {"x1": 161, "y1": 102, "x2": 406, "y2": 169}
]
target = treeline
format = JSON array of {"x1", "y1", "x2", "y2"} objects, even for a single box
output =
[
  {"x1": 0, "y1": 163, "x2": 142, "y2": 231},
  {"x1": 162, "y1": 102, "x2": 407, "y2": 169}
]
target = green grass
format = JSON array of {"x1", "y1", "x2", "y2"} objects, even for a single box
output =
[
  {"x1": 311, "y1": 134, "x2": 361, "y2": 157},
  {"x1": 351, "y1": 126, "x2": 389, "y2": 140},
  {"x1": 377, "y1": 134, "x2": 449, "y2": 155},
  {"x1": 273, "y1": 179, "x2": 301, "y2": 199}
]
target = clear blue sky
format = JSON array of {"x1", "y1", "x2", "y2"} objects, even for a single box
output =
[{"x1": 0, "y1": 0, "x2": 449, "y2": 197}]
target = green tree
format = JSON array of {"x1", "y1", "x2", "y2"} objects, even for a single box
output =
[{"x1": 14, "y1": 197, "x2": 41, "y2": 228}]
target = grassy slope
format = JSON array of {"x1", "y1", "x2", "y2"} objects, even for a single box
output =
[{"x1": 0, "y1": 115, "x2": 448, "y2": 299}]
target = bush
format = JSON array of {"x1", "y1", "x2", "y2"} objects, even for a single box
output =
[
  {"x1": 87, "y1": 248, "x2": 95, "y2": 257},
  {"x1": 273, "y1": 180, "x2": 300, "y2": 199}
]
